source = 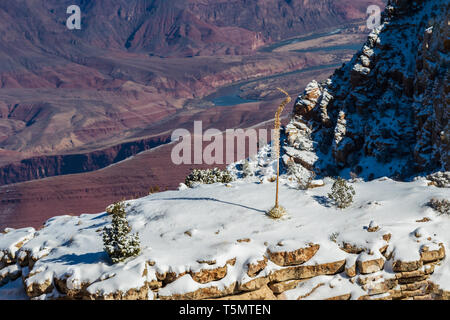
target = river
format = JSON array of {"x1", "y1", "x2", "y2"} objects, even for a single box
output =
[
  {"x1": 206, "y1": 28, "x2": 361, "y2": 106},
  {"x1": 207, "y1": 63, "x2": 341, "y2": 107}
]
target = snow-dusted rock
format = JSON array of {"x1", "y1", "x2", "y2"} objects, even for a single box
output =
[
  {"x1": 285, "y1": 0, "x2": 449, "y2": 180},
  {"x1": 356, "y1": 252, "x2": 385, "y2": 274},
  {"x1": 267, "y1": 243, "x2": 320, "y2": 267},
  {"x1": 426, "y1": 172, "x2": 450, "y2": 188}
]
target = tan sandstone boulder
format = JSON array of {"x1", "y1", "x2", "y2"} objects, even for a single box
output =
[{"x1": 267, "y1": 243, "x2": 320, "y2": 266}]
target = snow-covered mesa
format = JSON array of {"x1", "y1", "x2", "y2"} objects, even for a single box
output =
[{"x1": 0, "y1": 168, "x2": 449, "y2": 300}]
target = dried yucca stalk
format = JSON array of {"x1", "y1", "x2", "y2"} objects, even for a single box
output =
[{"x1": 268, "y1": 88, "x2": 291, "y2": 219}]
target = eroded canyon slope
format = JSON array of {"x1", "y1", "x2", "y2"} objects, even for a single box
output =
[
  {"x1": 0, "y1": 0, "x2": 383, "y2": 170},
  {"x1": 0, "y1": 0, "x2": 388, "y2": 228},
  {"x1": 0, "y1": 0, "x2": 383, "y2": 57}
]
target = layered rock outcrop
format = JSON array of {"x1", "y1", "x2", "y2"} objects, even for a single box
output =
[
  {"x1": 284, "y1": 0, "x2": 449, "y2": 180},
  {"x1": 0, "y1": 226, "x2": 447, "y2": 300}
]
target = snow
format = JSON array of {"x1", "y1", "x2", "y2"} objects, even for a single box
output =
[
  {"x1": 431, "y1": 256, "x2": 450, "y2": 291},
  {"x1": 283, "y1": 274, "x2": 367, "y2": 300},
  {"x1": 0, "y1": 227, "x2": 35, "y2": 260},
  {"x1": 0, "y1": 174, "x2": 449, "y2": 299},
  {"x1": 0, "y1": 278, "x2": 28, "y2": 300}
]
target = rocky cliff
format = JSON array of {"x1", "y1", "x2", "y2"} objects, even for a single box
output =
[{"x1": 284, "y1": 0, "x2": 449, "y2": 180}]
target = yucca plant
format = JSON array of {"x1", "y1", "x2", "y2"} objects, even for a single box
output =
[{"x1": 267, "y1": 88, "x2": 291, "y2": 219}]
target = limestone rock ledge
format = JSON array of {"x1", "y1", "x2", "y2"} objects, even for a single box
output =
[{"x1": 1, "y1": 227, "x2": 448, "y2": 300}]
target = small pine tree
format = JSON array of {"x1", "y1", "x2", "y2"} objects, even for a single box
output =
[
  {"x1": 102, "y1": 202, "x2": 141, "y2": 264},
  {"x1": 184, "y1": 168, "x2": 234, "y2": 188},
  {"x1": 428, "y1": 198, "x2": 450, "y2": 215},
  {"x1": 149, "y1": 186, "x2": 160, "y2": 194},
  {"x1": 242, "y1": 160, "x2": 253, "y2": 178},
  {"x1": 286, "y1": 161, "x2": 315, "y2": 190},
  {"x1": 328, "y1": 177, "x2": 355, "y2": 209}
]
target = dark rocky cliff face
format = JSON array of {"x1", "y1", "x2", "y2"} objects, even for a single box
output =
[
  {"x1": 284, "y1": 0, "x2": 449, "y2": 180},
  {"x1": 0, "y1": 135, "x2": 170, "y2": 186}
]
